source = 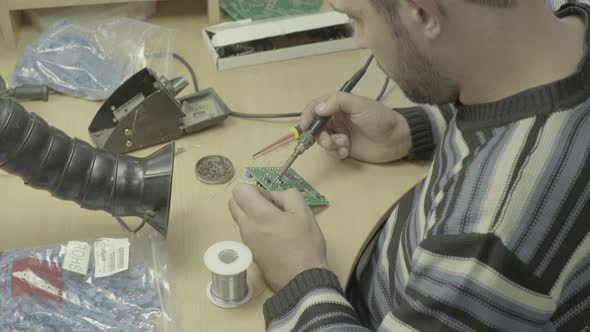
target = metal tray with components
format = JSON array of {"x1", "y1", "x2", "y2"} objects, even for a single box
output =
[{"x1": 245, "y1": 167, "x2": 328, "y2": 207}]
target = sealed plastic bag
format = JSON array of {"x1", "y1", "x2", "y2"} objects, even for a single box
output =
[
  {"x1": 0, "y1": 232, "x2": 175, "y2": 331},
  {"x1": 13, "y1": 18, "x2": 174, "y2": 101}
]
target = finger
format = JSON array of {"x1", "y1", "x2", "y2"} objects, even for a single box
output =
[
  {"x1": 315, "y1": 92, "x2": 369, "y2": 118},
  {"x1": 318, "y1": 131, "x2": 336, "y2": 151},
  {"x1": 228, "y1": 198, "x2": 246, "y2": 226},
  {"x1": 326, "y1": 150, "x2": 342, "y2": 160},
  {"x1": 269, "y1": 188, "x2": 309, "y2": 213},
  {"x1": 318, "y1": 132, "x2": 351, "y2": 158},
  {"x1": 338, "y1": 147, "x2": 350, "y2": 159},
  {"x1": 326, "y1": 147, "x2": 349, "y2": 160},
  {"x1": 300, "y1": 92, "x2": 369, "y2": 129},
  {"x1": 255, "y1": 185, "x2": 289, "y2": 212},
  {"x1": 321, "y1": 134, "x2": 349, "y2": 159},
  {"x1": 255, "y1": 185, "x2": 274, "y2": 202},
  {"x1": 232, "y1": 183, "x2": 280, "y2": 217},
  {"x1": 331, "y1": 134, "x2": 350, "y2": 149},
  {"x1": 301, "y1": 96, "x2": 329, "y2": 130}
]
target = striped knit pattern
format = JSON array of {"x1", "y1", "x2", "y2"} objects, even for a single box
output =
[
  {"x1": 263, "y1": 2, "x2": 590, "y2": 331},
  {"x1": 546, "y1": 0, "x2": 589, "y2": 11}
]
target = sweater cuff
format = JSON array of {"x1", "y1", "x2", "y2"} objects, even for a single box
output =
[
  {"x1": 396, "y1": 107, "x2": 436, "y2": 160},
  {"x1": 263, "y1": 268, "x2": 343, "y2": 323}
]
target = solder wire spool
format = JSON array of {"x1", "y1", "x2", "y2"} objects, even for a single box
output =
[{"x1": 204, "y1": 241, "x2": 253, "y2": 308}]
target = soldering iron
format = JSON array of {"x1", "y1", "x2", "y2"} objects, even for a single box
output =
[{"x1": 271, "y1": 55, "x2": 375, "y2": 187}]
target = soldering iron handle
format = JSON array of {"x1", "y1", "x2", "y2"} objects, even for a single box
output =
[
  {"x1": 272, "y1": 55, "x2": 374, "y2": 183},
  {"x1": 304, "y1": 64, "x2": 368, "y2": 137},
  {"x1": 303, "y1": 56, "x2": 373, "y2": 139},
  {"x1": 308, "y1": 116, "x2": 331, "y2": 137}
]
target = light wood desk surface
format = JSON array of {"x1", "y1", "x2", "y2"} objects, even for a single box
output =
[{"x1": 0, "y1": 3, "x2": 429, "y2": 331}]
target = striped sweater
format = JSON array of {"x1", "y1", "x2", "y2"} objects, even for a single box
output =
[{"x1": 263, "y1": 3, "x2": 590, "y2": 332}]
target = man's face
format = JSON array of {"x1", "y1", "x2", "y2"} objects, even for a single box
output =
[{"x1": 329, "y1": 0, "x2": 458, "y2": 104}]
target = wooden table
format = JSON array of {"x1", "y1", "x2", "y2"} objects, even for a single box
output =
[{"x1": 0, "y1": 5, "x2": 429, "y2": 331}]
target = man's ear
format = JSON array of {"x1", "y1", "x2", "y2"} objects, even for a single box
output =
[{"x1": 402, "y1": 0, "x2": 445, "y2": 40}]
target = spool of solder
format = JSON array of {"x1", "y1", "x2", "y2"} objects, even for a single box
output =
[{"x1": 204, "y1": 241, "x2": 253, "y2": 309}]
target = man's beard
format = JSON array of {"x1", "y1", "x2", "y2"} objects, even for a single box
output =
[{"x1": 383, "y1": 23, "x2": 459, "y2": 105}]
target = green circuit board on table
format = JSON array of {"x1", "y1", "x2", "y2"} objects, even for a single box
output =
[
  {"x1": 220, "y1": 0, "x2": 323, "y2": 20},
  {"x1": 245, "y1": 167, "x2": 329, "y2": 207}
]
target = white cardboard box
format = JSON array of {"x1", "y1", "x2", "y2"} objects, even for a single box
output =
[{"x1": 202, "y1": 12, "x2": 357, "y2": 71}]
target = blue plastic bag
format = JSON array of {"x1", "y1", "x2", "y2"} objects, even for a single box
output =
[
  {"x1": 0, "y1": 233, "x2": 175, "y2": 331},
  {"x1": 13, "y1": 18, "x2": 174, "y2": 101}
]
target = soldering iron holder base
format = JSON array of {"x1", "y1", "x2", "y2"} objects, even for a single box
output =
[{"x1": 89, "y1": 68, "x2": 231, "y2": 154}]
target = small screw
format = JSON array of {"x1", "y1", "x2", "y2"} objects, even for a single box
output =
[
  {"x1": 124, "y1": 128, "x2": 132, "y2": 136},
  {"x1": 126, "y1": 140, "x2": 133, "y2": 147}
]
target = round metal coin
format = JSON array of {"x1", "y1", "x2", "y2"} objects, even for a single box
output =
[{"x1": 195, "y1": 155, "x2": 235, "y2": 184}]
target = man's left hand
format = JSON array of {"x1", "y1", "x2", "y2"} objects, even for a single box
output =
[{"x1": 229, "y1": 183, "x2": 329, "y2": 292}]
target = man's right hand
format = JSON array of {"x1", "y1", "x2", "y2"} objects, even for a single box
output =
[{"x1": 301, "y1": 92, "x2": 412, "y2": 163}]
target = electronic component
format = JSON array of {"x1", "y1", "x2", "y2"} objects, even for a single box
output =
[
  {"x1": 220, "y1": 0, "x2": 322, "y2": 20},
  {"x1": 245, "y1": 167, "x2": 328, "y2": 207}
]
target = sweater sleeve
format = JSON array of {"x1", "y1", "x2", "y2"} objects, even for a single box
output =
[{"x1": 263, "y1": 269, "x2": 371, "y2": 332}]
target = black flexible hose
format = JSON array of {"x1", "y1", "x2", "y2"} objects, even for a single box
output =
[{"x1": 0, "y1": 98, "x2": 174, "y2": 236}]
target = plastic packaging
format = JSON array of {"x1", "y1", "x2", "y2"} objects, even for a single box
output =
[
  {"x1": 25, "y1": 3, "x2": 157, "y2": 31},
  {"x1": 0, "y1": 232, "x2": 175, "y2": 331},
  {"x1": 13, "y1": 18, "x2": 174, "y2": 101}
]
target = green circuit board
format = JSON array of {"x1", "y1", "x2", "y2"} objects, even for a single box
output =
[
  {"x1": 220, "y1": 0, "x2": 322, "y2": 20},
  {"x1": 246, "y1": 167, "x2": 329, "y2": 207}
]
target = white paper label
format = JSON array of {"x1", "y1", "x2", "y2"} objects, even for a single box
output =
[
  {"x1": 63, "y1": 241, "x2": 91, "y2": 275},
  {"x1": 94, "y1": 238, "x2": 130, "y2": 278}
]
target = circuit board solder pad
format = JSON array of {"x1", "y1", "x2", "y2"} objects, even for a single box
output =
[{"x1": 245, "y1": 167, "x2": 329, "y2": 207}]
